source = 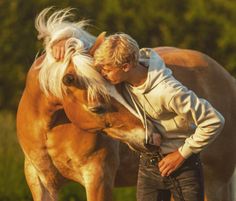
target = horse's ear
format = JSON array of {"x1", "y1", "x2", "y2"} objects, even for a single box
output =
[{"x1": 89, "y1": 32, "x2": 106, "y2": 56}]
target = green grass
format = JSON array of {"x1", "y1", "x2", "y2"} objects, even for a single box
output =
[
  {"x1": 113, "y1": 187, "x2": 136, "y2": 201},
  {"x1": 0, "y1": 111, "x2": 136, "y2": 201},
  {"x1": 0, "y1": 111, "x2": 31, "y2": 201}
]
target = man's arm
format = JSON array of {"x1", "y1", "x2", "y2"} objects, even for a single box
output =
[
  {"x1": 169, "y1": 87, "x2": 225, "y2": 158},
  {"x1": 158, "y1": 84, "x2": 225, "y2": 176}
]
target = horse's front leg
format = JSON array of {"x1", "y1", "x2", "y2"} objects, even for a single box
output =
[
  {"x1": 24, "y1": 158, "x2": 59, "y2": 201},
  {"x1": 84, "y1": 165, "x2": 116, "y2": 201},
  {"x1": 83, "y1": 144, "x2": 119, "y2": 201}
]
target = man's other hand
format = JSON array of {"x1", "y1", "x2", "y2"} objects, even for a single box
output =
[{"x1": 158, "y1": 150, "x2": 185, "y2": 177}]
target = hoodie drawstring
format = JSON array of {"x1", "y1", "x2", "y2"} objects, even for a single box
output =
[{"x1": 126, "y1": 86, "x2": 149, "y2": 144}]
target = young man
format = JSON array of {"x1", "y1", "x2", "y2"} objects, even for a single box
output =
[
  {"x1": 92, "y1": 33, "x2": 225, "y2": 201},
  {"x1": 52, "y1": 33, "x2": 225, "y2": 201}
]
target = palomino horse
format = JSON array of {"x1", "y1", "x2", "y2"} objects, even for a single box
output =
[
  {"x1": 17, "y1": 8, "x2": 149, "y2": 201},
  {"x1": 17, "y1": 8, "x2": 236, "y2": 201}
]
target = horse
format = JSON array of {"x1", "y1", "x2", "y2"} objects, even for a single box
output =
[
  {"x1": 16, "y1": 8, "x2": 150, "y2": 201},
  {"x1": 16, "y1": 8, "x2": 236, "y2": 201}
]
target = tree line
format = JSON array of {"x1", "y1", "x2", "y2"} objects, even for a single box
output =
[{"x1": 1, "y1": 0, "x2": 236, "y2": 110}]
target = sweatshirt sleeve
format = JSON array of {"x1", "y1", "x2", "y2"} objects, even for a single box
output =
[{"x1": 167, "y1": 85, "x2": 225, "y2": 159}]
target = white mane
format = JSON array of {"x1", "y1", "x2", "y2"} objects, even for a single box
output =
[
  {"x1": 35, "y1": 8, "x2": 140, "y2": 119},
  {"x1": 35, "y1": 7, "x2": 110, "y2": 101}
]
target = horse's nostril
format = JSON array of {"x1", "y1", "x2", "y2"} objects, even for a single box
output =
[
  {"x1": 89, "y1": 106, "x2": 107, "y2": 114},
  {"x1": 105, "y1": 122, "x2": 112, "y2": 128}
]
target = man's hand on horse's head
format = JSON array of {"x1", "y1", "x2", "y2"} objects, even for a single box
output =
[{"x1": 51, "y1": 39, "x2": 67, "y2": 61}]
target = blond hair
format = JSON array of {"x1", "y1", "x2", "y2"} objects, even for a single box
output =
[{"x1": 94, "y1": 33, "x2": 139, "y2": 68}]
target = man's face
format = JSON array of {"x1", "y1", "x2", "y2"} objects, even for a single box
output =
[{"x1": 97, "y1": 64, "x2": 128, "y2": 85}]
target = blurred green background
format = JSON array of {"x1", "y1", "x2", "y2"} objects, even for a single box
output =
[{"x1": 1, "y1": 0, "x2": 236, "y2": 200}]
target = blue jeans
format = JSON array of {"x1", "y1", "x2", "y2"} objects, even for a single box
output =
[{"x1": 136, "y1": 153, "x2": 204, "y2": 201}]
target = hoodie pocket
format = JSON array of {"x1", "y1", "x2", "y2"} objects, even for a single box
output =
[
  {"x1": 173, "y1": 116, "x2": 190, "y2": 132},
  {"x1": 160, "y1": 116, "x2": 189, "y2": 133}
]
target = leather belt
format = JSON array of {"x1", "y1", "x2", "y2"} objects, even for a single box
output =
[{"x1": 140, "y1": 152, "x2": 163, "y2": 166}]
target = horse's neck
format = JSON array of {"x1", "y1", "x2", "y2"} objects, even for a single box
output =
[{"x1": 24, "y1": 61, "x2": 63, "y2": 120}]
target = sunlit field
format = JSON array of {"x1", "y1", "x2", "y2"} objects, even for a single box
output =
[{"x1": 1, "y1": 1, "x2": 236, "y2": 200}]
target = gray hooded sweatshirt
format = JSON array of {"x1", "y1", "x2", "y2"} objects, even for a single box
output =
[{"x1": 124, "y1": 48, "x2": 225, "y2": 159}]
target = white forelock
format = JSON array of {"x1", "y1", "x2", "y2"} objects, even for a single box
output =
[
  {"x1": 35, "y1": 7, "x2": 95, "y2": 48},
  {"x1": 35, "y1": 7, "x2": 140, "y2": 119},
  {"x1": 35, "y1": 7, "x2": 105, "y2": 100}
]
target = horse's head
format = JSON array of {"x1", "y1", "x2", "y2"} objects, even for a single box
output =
[
  {"x1": 36, "y1": 8, "x2": 151, "y2": 152},
  {"x1": 61, "y1": 34, "x2": 153, "y2": 152}
]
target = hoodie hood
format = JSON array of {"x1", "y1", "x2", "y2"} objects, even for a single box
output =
[{"x1": 131, "y1": 48, "x2": 172, "y2": 94}]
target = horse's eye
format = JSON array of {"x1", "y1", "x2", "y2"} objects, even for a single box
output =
[{"x1": 63, "y1": 74, "x2": 75, "y2": 86}]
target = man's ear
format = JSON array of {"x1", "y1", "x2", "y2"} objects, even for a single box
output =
[
  {"x1": 122, "y1": 63, "x2": 132, "y2": 72},
  {"x1": 89, "y1": 32, "x2": 106, "y2": 56}
]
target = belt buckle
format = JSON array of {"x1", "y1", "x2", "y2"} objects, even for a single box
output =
[{"x1": 150, "y1": 157, "x2": 158, "y2": 166}]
